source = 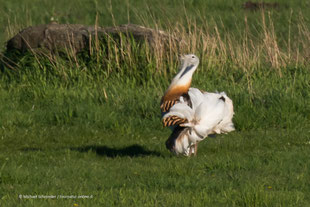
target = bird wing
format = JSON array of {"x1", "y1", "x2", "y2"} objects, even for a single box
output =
[
  {"x1": 193, "y1": 92, "x2": 235, "y2": 136},
  {"x1": 162, "y1": 115, "x2": 188, "y2": 127},
  {"x1": 161, "y1": 88, "x2": 203, "y2": 127},
  {"x1": 211, "y1": 92, "x2": 235, "y2": 133},
  {"x1": 193, "y1": 95, "x2": 226, "y2": 137},
  {"x1": 162, "y1": 102, "x2": 193, "y2": 127},
  {"x1": 160, "y1": 99, "x2": 178, "y2": 113},
  {"x1": 188, "y1": 88, "x2": 205, "y2": 110}
]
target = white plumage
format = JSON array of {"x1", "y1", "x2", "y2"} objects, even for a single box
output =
[
  {"x1": 161, "y1": 54, "x2": 235, "y2": 156},
  {"x1": 163, "y1": 88, "x2": 235, "y2": 156}
]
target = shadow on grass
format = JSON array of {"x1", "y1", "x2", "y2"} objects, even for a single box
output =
[
  {"x1": 71, "y1": 144, "x2": 162, "y2": 158},
  {"x1": 20, "y1": 144, "x2": 162, "y2": 158}
]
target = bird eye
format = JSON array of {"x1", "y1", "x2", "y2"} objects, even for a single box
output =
[{"x1": 192, "y1": 55, "x2": 195, "y2": 58}]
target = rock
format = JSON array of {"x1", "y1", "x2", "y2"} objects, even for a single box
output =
[{"x1": 6, "y1": 23, "x2": 175, "y2": 53}]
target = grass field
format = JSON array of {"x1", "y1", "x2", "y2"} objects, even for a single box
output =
[{"x1": 1, "y1": 0, "x2": 310, "y2": 206}]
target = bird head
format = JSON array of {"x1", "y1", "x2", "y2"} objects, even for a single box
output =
[
  {"x1": 179, "y1": 54, "x2": 199, "y2": 67},
  {"x1": 174, "y1": 54, "x2": 199, "y2": 83}
]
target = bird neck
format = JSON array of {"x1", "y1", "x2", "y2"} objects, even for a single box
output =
[
  {"x1": 171, "y1": 62, "x2": 197, "y2": 86},
  {"x1": 162, "y1": 80, "x2": 192, "y2": 103},
  {"x1": 161, "y1": 61, "x2": 198, "y2": 103},
  {"x1": 167, "y1": 62, "x2": 197, "y2": 92}
]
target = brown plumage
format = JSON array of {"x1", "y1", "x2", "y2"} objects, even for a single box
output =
[
  {"x1": 160, "y1": 83, "x2": 191, "y2": 112},
  {"x1": 162, "y1": 115, "x2": 188, "y2": 127}
]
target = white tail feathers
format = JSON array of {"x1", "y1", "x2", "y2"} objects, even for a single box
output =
[
  {"x1": 163, "y1": 88, "x2": 235, "y2": 144},
  {"x1": 211, "y1": 92, "x2": 235, "y2": 134}
]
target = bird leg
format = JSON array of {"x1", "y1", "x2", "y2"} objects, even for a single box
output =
[
  {"x1": 188, "y1": 148, "x2": 192, "y2": 157},
  {"x1": 188, "y1": 144, "x2": 196, "y2": 157},
  {"x1": 194, "y1": 143, "x2": 198, "y2": 156}
]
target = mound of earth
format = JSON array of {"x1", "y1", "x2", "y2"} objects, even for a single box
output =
[{"x1": 6, "y1": 23, "x2": 175, "y2": 53}]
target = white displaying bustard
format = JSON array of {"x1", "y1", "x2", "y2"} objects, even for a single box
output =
[{"x1": 161, "y1": 54, "x2": 235, "y2": 156}]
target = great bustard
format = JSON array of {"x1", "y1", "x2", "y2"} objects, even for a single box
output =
[{"x1": 161, "y1": 54, "x2": 235, "y2": 156}]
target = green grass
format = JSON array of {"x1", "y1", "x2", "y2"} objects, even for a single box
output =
[
  {"x1": 1, "y1": 127, "x2": 310, "y2": 206},
  {"x1": 0, "y1": 66, "x2": 309, "y2": 206},
  {"x1": 0, "y1": 0, "x2": 310, "y2": 206}
]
